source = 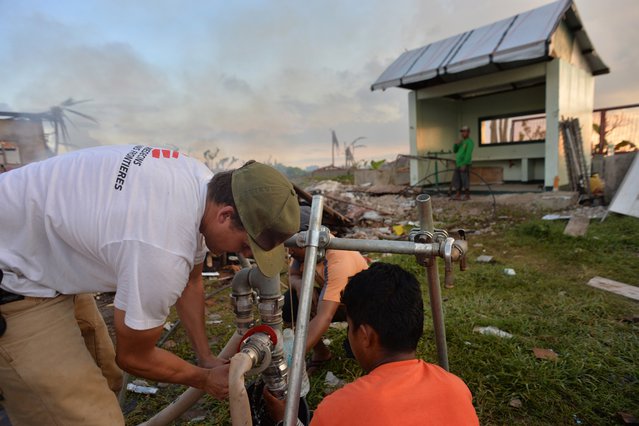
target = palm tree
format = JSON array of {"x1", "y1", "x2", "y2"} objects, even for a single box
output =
[
  {"x1": 45, "y1": 98, "x2": 98, "y2": 154},
  {"x1": 344, "y1": 136, "x2": 366, "y2": 168}
]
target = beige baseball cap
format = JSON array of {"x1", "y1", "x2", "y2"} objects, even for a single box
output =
[{"x1": 232, "y1": 161, "x2": 300, "y2": 277}]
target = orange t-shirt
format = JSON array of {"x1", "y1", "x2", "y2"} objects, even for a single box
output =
[
  {"x1": 315, "y1": 250, "x2": 369, "y2": 303},
  {"x1": 310, "y1": 359, "x2": 479, "y2": 426}
]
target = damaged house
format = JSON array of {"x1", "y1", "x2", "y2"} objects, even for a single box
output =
[{"x1": 0, "y1": 112, "x2": 53, "y2": 172}]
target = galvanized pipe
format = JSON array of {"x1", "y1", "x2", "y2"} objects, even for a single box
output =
[
  {"x1": 417, "y1": 193, "x2": 449, "y2": 371},
  {"x1": 283, "y1": 195, "x2": 324, "y2": 426},
  {"x1": 285, "y1": 235, "x2": 439, "y2": 256}
]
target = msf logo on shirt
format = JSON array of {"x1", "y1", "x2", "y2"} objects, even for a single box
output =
[
  {"x1": 151, "y1": 149, "x2": 180, "y2": 159},
  {"x1": 114, "y1": 145, "x2": 181, "y2": 191}
]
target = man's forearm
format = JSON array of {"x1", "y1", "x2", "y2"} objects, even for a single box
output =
[
  {"x1": 176, "y1": 263, "x2": 212, "y2": 363},
  {"x1": 120, "y1": 345, "x2": 209, "y2": 389}
]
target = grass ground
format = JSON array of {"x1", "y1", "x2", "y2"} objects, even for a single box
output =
[{"x1": 124, "y1": 203, "x2": 638, "y2": 426}]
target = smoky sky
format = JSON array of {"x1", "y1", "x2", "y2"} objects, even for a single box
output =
[{"x1": 1, "y1": 0, "x2": 636, "y2": 168}]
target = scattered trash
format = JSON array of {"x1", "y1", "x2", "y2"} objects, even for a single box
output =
[
  {"x1": 573, "y1": 414, "x2": 583, "y2": 424},
  {"x1": 473, "y1": 326, "x2": 513, "y2": 338},
  {"x1": 189, "y1": 416, "x2": 207, "y2": 423},
  {"x1": 201, "y1": 271, "x2": 220, "y2": 277},
  {"x1": 621, "y1": 315, "x2": 639, "y2": 324},
  {"x1": 617, "y1": 411, "x2": 639, "y2": 425},
  {"x1": 322, "y1": 338, "x2": 332, "y2": 346},
  {"x1": 206, "y1": 320, "x2": 223, "y2": 325},
  {"x1": 132, "y1": 379, "x2": 151, "y2": 386},
  {"x1": 476, "y1": 255, "x2": 494, "y2": 263},
  {"x1": 361, "y1": 211, "x2": 383, "y2": 222},
  {"x1": 508, "y1": 398, "x2": 523, "y2": 408},
  {"x1": 163, "y1": 322, "x2": 174, "y2": 331},
  {"x1": 464, "y1": 341, "x2": 472, "y2": 346},
  {"x1": 532, "y1": 347, "x2": 559, "y2": 361},
  {"x1": 324, "y1": 371, "x2": 345, "y2": 393},
  {"x1": 127, "y1": 383, "x2": 158, "y2": 395},
  {"x1": 503, "y1": 268, "x2": 516, "y2": 276},
  {"x1": 542, "y1": 214, "x2": 571, "y2": 220}
]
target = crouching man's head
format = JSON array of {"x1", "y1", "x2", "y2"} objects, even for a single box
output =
[{"x1": 341, "y1": 262, "x2": 424, "y2": 372}]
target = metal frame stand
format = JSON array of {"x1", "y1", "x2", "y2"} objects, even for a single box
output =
[{"x1": 282, "y1": 194, "x2": 467, "y2": 425}]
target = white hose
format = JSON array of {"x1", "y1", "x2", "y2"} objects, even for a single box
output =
[
  {"x1": 228, "y1": 352, "x2": 254, "y2": 426},
  {"x1": 138, "y1": 332, "x2": 243, "y2": 426}
]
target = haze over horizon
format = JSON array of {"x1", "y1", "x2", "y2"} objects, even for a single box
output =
[{"x1": 1, "y1": 0, "x2": 637, "y2": 169}]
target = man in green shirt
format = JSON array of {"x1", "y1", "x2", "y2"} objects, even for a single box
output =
[{"x1": 451, "y1": 125, "x2": 474, "y2": 200}]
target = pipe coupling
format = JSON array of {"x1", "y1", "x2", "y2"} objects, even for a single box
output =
[
  {"x1": 231, "y1": 293, "x2": 255, "y2": 333},
  {"x1": 258, "y1": 295, "x2": 285, "y2": 326},
  {"x1": 262, "y1": 352, "x2": 289, "y2": 399}
]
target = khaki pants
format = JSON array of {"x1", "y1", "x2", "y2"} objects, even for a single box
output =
[{"x1": 0, "y1": 294, "x2": 125, "y2": 425}]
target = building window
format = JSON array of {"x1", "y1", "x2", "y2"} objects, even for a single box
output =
[
  {"x1": 479, "y1": 112, "x2": 546, "y2": 145},
  {"x1": 592, "y1": 104, "x2": 639, "y2": 155}
]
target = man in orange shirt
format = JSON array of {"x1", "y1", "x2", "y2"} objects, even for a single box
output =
[
  {"x1": 282, "y1": 206, "x2": 368, "y2": 374},
  {"x1": 266, "y1": 262, "x2": 479, "y2": 425}
]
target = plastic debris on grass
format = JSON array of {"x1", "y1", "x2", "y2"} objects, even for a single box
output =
[
  {"x1": 532, "y1": 347, "x2": 559, "y2": 361},
  {"x1": 473, "y1": 326, "x2": 513, "y2": 338},
  {"x1": 508, "y1": 398, "x2": 523, "y2": 408},
  {"x1": 324, "y1": 371, "x2": 345, "y2": 394},
  {"x1": 127, "y1": 383, "x2": 159, "y2": 395},
  {"x1": 503, "y1": 268, "x2": 516, "y2": 276}
]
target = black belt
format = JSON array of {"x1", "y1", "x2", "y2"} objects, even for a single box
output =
[
  {"x1": 0, "y1": 289, "x2": 24, "y2": 305},
  {"x1": 0, "y1": 271, "x2": 25, "y2": 305}
]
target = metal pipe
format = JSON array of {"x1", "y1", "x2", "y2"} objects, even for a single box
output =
[
  {"x1": 250, "y1": 269, "x2": 288, "y2": 399},
  {"x1": 284, "y1": 195, "x2": 324, "y2": 426},
  {"x1": 286, "y1": 235, "x2": 439, "y2": 256},
  {"x1": 231, "y1": 268, "x2": 254, "y2": 335},
  {"x1": 417, "y1": 194, "x2": 449, "y2": 371}
]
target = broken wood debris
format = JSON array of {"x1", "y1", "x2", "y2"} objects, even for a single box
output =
[{"x1": 586, "y1": 276, "x2": 639, "y2": 301}]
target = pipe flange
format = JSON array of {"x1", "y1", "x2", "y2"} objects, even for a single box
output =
[{"x1": 238, "y1": 325, "x2": 278, "y2": 352}]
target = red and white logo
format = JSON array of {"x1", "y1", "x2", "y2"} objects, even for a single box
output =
[{"x1": 151, "y1": 149, "x2": 179, "y2": 159}]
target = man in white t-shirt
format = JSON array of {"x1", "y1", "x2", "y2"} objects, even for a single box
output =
[{"x1": 0, "y1": 145, "x2": 300, "y2": 425}]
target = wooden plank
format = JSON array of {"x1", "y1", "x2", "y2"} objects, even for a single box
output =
[
  {"x1": 586, "y1": 276, "x2": 639, "y2": 301},
  {"x1": 563, "y1": 215, "x2": 590, "y2": 237}
]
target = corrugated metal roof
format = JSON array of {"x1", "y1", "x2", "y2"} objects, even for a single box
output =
[{"x1": 372, "y1": 0, "x2": 609, "y2": 91}]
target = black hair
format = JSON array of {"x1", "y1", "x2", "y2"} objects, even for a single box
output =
[
  {"x1": 341, "y1": 262, "x2": 424, "y2": 352},
  {"x1": 206, "y1": 169, "x2": 243, "y2": 229}
]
